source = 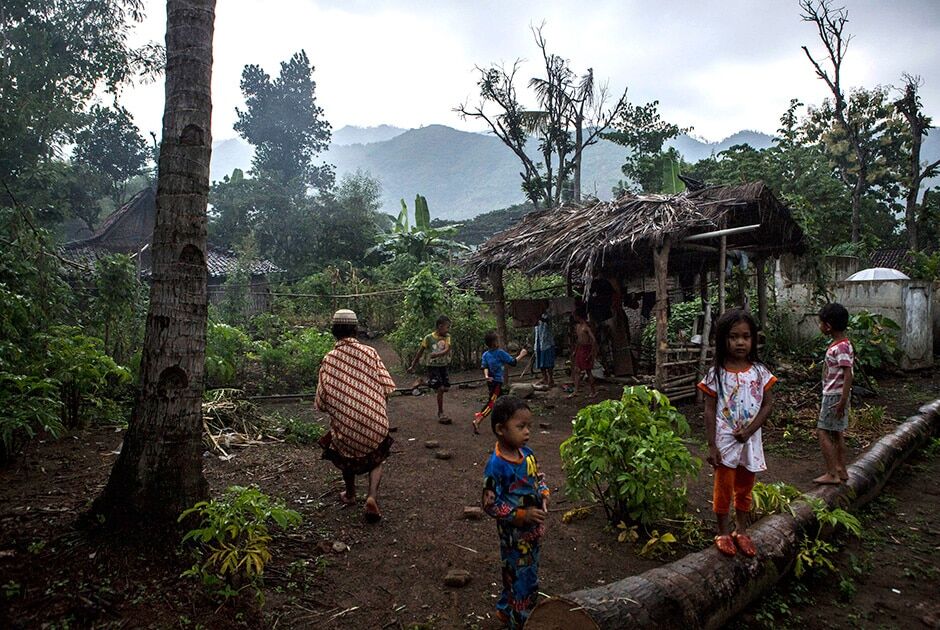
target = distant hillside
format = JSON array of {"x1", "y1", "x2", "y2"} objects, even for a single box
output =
[
  {"x1": 331, "y1": 124, "x2": 407, "y2": 146},
  {"x1": 432, "y1": 202, "x2": 534, "y2": 246},
  {"x1": 206, "y1": 124, "x2": 940, "y2": 221}
]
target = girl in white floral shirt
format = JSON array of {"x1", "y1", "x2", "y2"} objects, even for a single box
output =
[{"x1": 698, "y1": 309, "x2": 777, "y2": 558}]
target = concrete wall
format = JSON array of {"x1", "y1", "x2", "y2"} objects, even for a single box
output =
[{"x1": 776, "y1": 260, "x2": 934, "y2": 370}]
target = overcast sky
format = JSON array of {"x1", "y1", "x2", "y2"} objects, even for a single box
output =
[{"x1": 119, "y1": 0, "x2": 940, "y2": 143}]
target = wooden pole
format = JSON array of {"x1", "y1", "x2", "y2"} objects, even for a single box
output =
[
  {"x1": 653, "y1": 237, "x2": 671, "y2": 391},
  {"x1": 696, "y1": 300, "x2": 712, "y2": 403},
  {"x1": 488, "y1": 266, "x2": 508, "y2": 347},
  {"x1": 756, "y1": 257, "x2": 768, "y2": 331},
  {"x1": 718, "y1": 234, "x2": 727, "y2": 315}
]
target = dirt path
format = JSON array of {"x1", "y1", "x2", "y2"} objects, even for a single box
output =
[{"x1": 0, "y1": 360, "x2": 936, "y2": 629}]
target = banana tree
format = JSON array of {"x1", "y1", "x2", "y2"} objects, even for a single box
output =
[{"x1": 370, "y1": 194, "x2": 470, "y2": 263}]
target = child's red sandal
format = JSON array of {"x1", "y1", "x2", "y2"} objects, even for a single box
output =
[
  {"x1": 731, "y1": 531, "x2": 757, "y2": 557},
  {"x1": 714, "y1": 534, "x2": 736, "y2": 557}
]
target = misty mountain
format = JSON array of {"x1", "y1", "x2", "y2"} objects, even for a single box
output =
[
  {"x1": 210, "y1": 124, "x2": 940, "y2": 221},
  {"x1": 330, "y1": 124, "x2": 407, "y2": 146}
]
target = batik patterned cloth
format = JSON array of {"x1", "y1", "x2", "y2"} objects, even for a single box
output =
[
  {"x1": 315, "y1": 338, "x2": 396, "y2": 463},
  {"x1": 483, "y1": 444, "x2": 550, "y2": 628}
]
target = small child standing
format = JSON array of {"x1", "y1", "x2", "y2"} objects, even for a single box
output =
[
  {"x1": 568, "y1": 306, "x2": 597, "y2": 398},
  {"x1": 533, "y1": 310, "x2": 556, "y2": 389},
  {"x1": 482, "y1": 396, "x2": 549, "y2": 628},
  {"x1": 473, "y1": 331, "x2": 527, "y2": 434},
  {"x1": 815, "y1": 303, "x2": 854, "y2": 485},
  {"x1": 408, "y1": 315, "x2": 453, "y2": 422},
  {"x1": 697, "y1": 309, "x2": 776, "y2": 558}
]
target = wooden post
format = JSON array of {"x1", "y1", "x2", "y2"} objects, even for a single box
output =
[
  {"x1": 653, "y1": 237, "x2": 671, "y2": 391},
  {"x1": 565, "y1": 268, "x2": 573, "y2": 297},
  {"x1": 696, "y1": 270, "x2": 711, "y2": 403},
  {"x1": 756, "y1": 257, "x2": 768, "y2": 332},
  {"x1": 718, "y1": 234, "x2": 727, "y2": 315},
  {"x1": 488, "y1": 266, "x2": 508, "y2": 347}
]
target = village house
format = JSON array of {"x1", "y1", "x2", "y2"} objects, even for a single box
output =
[{"x1": 61, "y1": 187, "x2": 281, "y2": 314}]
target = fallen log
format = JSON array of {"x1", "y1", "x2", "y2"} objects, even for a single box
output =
[{"x1": 526, "y1": 399, "x2": 940, "y2": 630}]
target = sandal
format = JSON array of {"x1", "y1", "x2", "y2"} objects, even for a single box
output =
[
  {"x1": 731, "y1": 531, "x2": 757, "y2": 557},
  {"x1": 364, "y1": 497, "x2": 382, "y2": 524},
  {"x1": 714, "y1": 534, "x2": 736, "y2": 557}
]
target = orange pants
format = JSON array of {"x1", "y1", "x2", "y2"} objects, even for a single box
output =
[{"x1": 713, "y1": 465, "x2": 756, "y2": 515}]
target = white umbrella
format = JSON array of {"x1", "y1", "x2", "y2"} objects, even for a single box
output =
[{"x1": 845, "y1": 267, "x2": 910, "y2": 281}]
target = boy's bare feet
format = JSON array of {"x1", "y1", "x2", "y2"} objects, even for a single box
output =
[
  {"x1": 339, "y1": 490, "x2": 356, "y2": 505},
  {"x1": 472, "y1": 413, "x2": 483, "y2": 434},
  {"x1": 364, "y1": 497, "x2": 382, "y2": 523},
  {"x1": 813, "y1": 473, "x2": 842, "y2": 485}
]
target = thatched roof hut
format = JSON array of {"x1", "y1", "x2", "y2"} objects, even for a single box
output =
[
  {"x1": 467, "y1": 181, "x2": 805, "y2": 392},
  {"x1": 466, "y1": 181, "x2": 804, "y2": 285}
]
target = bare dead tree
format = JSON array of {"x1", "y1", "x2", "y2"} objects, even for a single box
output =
[
  {"x1": 894, "y1": 74, "x2": 940, "y2": 251},
  {"x1": 800, "y1": 0, "x2": 868, "y2": 244},
  {"x1": 456, "y1": 61, "x2": 550, "y2": 209},
  {"x1": 457, "y1": 25, "x2": 630, "y2": 208},
  {"x1": 530, "y1": 26, "x2": 630, "y2": 203}
]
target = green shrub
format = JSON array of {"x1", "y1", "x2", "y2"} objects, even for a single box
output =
[
  {"x1": 180, "y1": 485, "x2": 301, "y2": 604},
  {"x1": 560, "y1": 386, "x2": 701, "y2": 526},
  {"x1": 39, "y1": 326, "x2": 131, "y2": 428},
  {"x1": 847, "y1": 311, "x2": 899, "y2": 374},
  {"x1": 206, "y1": 321, "x2": 257, "y2": 387},
  {"x1": 0, "y1": 371, "x2": 62, "y2": 461},
  {"x1": 751, "y1": 481, "x2": 802, "y2": 518},
  {"x1": 279, "y1": 416, "x2": 326, "y2": 445},
  {"x1": 389, "y1": 268, "x2": 495, "y2": 371}
]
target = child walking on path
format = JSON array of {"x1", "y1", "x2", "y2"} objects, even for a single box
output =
[
  {"x1": 697, "y1": 308, "x2": 777, "y2": 558},
  {"x1": 568, "y1": 307, "x2": 597, "y2": 398},
  {"x1": 473, "y1": 331, "x2": 527, "y2": 434},
  {"x1": 408, "y1": 315, "x2": 453, "y2": 423},
  {"x1": 482, "y1": 396, "x2": 549, "y2": 628},
  {"x1": 815, "y1": 303, "x2": 854, "y2": 485}
]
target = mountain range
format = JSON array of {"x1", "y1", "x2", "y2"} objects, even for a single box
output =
[{"x1": 210, "y1": 125, "x2": 940, "y2": 221}]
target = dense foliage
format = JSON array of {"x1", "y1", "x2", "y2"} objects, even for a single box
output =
[
  {"x1": 389, "y1": 267, "x2": 495, "y2": 370},
  {"x1": 560, "y1": 386, "x2": 701, "y2": 526}
]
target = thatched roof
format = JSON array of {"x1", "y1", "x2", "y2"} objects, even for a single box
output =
[{"x1": 466, "y1": 181, "x2": 804, "y2": 284}]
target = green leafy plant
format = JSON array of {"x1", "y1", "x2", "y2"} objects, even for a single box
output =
[
  {"x1": 795, "y1": 498, "x2": 862, "y2": 578},
  {"x1": 369, "y1": 195, "x2": 470, "y2": 263},
  {"x1": 39, "y1": 326, "x2": 131, "y2": 428},
  {"x1": 902, "y1": 249, "x2": 940, "y2": 281},
  {"x1": 389, "y1": 269, "x2": 494, "y2": 370},
  {"x1": 206, "y1": 321, "x2": 257, "y2": 387},
  {"x1": 750, "y1": 481, "x2": 802, "y2": 518},
  {"x1": 179, "y1": 485, "x2": 302, "y2": 605},
  {"x1": 279, "y1": 416, "x2": 325, "y2": 445},
  {"x1": 638, "y1": 529, "x2": 678, "y2": 558},
  {"x1": 849, "y1": 404, "x2": 888, "y2": 432},
  {"x1": 846, "y1": 311, "x2": 900, "y2": 374},
  {"x1": 560, "y1": 386, "x2": 701, "y2": 526}
]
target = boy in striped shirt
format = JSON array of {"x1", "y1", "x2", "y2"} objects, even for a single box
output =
[{"x1": 815, "y1": 303, "x2": 854, "y2": 485}]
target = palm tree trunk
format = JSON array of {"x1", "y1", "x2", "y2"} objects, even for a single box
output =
[{"x1": 93, "y1": 0, "x2": 215, "y2": 527}]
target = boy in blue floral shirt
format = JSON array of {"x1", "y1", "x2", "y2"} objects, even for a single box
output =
[{"x1": 482, "y1": 396, "x2": 549, "y2": 627}]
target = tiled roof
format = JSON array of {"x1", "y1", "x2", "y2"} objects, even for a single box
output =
[
  {"x1": 868, "y1": 248, "x2": 910, "y2": 271},
  {"x1": 60, "y1": 242, "x2": 282, "y2": 278}
]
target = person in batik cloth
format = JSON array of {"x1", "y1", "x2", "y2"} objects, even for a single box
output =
[{"x1": 316, "y1": 309, "x2": 397, "y2": 523}]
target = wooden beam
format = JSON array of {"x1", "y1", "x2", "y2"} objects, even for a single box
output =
[
  {"x1": 756, "y1": 257, "x2": 768, "y2": 331},
  {"x1": 718, "y1": 235, "x2": 727, "y2": 316},
  {"x1": 683, "y1": 223, "x2": 761, "y2": 242},
  {"x1": 653, "y1": 237, "x2": 671, "y2": 391}
]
